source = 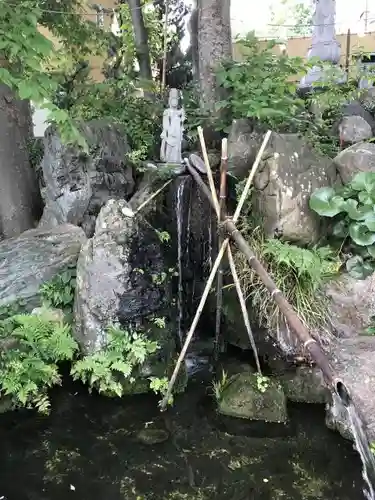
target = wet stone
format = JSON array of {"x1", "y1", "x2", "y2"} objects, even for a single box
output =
[{"x1": 136, "y1": 426, "x2": 170, "y2": 445}]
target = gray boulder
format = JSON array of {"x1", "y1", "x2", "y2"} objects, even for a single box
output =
[
  {"x1": 338, "y1": 115, "x2": 372, "y2": 146},
  {"x1": 333, "y1": 141, "x2": 375, "y2": 184},
  {"x1": 39, "y1": 120, "x2": 135, "y2": 237},
  {"x1": 252, "y1": 133, "x2": 338, "y2": 245},
  {"x1": 326, "y1": 336, "x2": 375, "y2": 442},
  {"x1": 0, "y1": 224, "x2": 86, "y2": 310},
  {"x1": 73, "y1": 199, "x2": 178, "y2": 392},
  {"x1": 279, "y1": 366, "x2": 329, "y2": 404},
  {"x1": 323, "y1": 273, "x2": 375, "y2": 338},
  {"x1": 227, "y1": 119, "x2": 263, "y2": 180}
]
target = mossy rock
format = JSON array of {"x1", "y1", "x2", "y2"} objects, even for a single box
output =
[
  {"x1": 279, "y1": 366, "x2": 329, "y2": 404},
  {"x1": 218, "y1": 372, "x2": 287, "y2": 423}
]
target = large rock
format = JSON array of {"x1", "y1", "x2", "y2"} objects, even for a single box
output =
[
  {"x1": 0, "y1": 224, "x2": 86, "y2": 309},
  {"x1": 227, "y1": 119, "x2": 262, "y2": 180},
  {"x1": 39, "y1": 120, "x2": 135, "y2": 237},
  {"x1": 252, "y1": 133, "x2": 338, "y2": 245},
  {"x1": 279, "y1": 366, "x2": 329, "y2": 404},
  {"x1": 323, "y1": 272, "x2": 375, "y2": 338},
  {"x1": 218, "y1": 372, "x2": 287, "y2": 423},
  {"x1": 326, "y1": 336, "x2": 375, "y2": 442},
  {"x1": 333, "y1": 142, "x2": 375, "y2": 184},
  {"x1": 338, "y1": 116, "x2": 373, "y2": 146},
  {"x1": 74, "y1": 199, "x2": 178, "y2": 391}
]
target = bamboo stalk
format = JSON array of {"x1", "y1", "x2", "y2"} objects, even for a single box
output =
[
  {"x1": 133, "y1": 178, "x2": 173, "y2": 215},
  {"x1": 234, "y1": 130, "x2": 272, "y2": 222},
  {"x1": 159, "y1": 237, "x2": 228, "y2": 411},
  {"x1": 227, "y1": 244, "x2": 262, "y2": 374},
  {"x1": 214, "y1": 138, "x2": 228, "y2": 360},
  {"x1": 197, "y1": 126, "x2": 220, "y2": 217}
]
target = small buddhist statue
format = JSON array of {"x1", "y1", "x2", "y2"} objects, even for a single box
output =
[{"x1": 160, "y1": 88, "x2": 185, "y2": 164}]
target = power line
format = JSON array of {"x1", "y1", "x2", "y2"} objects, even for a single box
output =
[{"x1": 1, "y1": 0, "x2": 373, "y2": 30}]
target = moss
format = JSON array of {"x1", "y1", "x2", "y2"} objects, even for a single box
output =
[{"x1": 218, "y1": 372, "x2": 287, "y2": 423}]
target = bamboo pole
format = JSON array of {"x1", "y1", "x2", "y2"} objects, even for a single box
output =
[
  {"x1": 234, "y1": 130, "x2": 272, "y2": 222},
  {"x1": 227, "y1": 244, "x2": 262, "y2": 374},
  {"x1": 197, "y1": 126, "x2": 220, "y2": 217},
  {"x1": 133, "y1": 178, "x2": 174, "y2": 215},
  {"x1": 214, "y1": 138, "x2": 228, "y2": 360}
]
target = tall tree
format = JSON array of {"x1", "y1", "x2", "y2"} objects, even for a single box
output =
[
  {"x1": 126, "y1": 0, "x2": 153, "y2": 80},
  {"x1": 0, "y1": 0, "x2": 103, "y2": 238},
  {"x1": 197, "y1": 0, "x2": 232, "y2": 112}
]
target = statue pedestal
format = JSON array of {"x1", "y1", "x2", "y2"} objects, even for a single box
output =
[{"x1": 144, "y1": 162, "x2": 186, "y2": 177}]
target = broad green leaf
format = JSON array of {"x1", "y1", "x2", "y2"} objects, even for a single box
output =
[
  {"x1": 367, "y1": 245, "x2": 375, "y2": 258},
  {"x1": 358, "y1": 190, "x2": 375, "y2": 205},
  {"x1": 342, "y1": 199, "x2": 372, "y2": 221},
  {"x1": 346, "y1": 256, "x2": 374, "y2": 280},
  {"x1": 364, "y1": 213, "x2": 375, "y2": 232},
  {"x1": 309, "y1": 187, "x2": 345, "y2": 217},
  {"x1": 350, "y1": 172, "x2": 375, "y2": 192},
  {"x1": 349, "y1": 222, "x2": 375, "y2": 246}
]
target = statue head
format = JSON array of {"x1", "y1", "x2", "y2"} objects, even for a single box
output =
[{"x1": 168, "y1": 88, "x2": 179, "y2": 109}]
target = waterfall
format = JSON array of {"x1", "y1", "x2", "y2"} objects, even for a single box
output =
[{"x1": 176, "y1": 177, "x2": 189, "y2": 345}]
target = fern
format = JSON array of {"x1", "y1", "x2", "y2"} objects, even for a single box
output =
[
  {"x1": 71, "y1": 325, "x2": 160, "y2": 397},
  {"x1": 0, "y1": 312, "x2": 78, "y2": 413},
  {"x1": 40, "y1": 266, "x2": 76, "y2": 310}
]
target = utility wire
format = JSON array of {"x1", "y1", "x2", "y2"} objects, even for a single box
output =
[{"x1": 1, "y1": 0, "x2": 373, "y2": 29}]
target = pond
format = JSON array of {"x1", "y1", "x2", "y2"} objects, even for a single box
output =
[{"x1": 0, "y1": 371, "x2": 364, "y2": 500}]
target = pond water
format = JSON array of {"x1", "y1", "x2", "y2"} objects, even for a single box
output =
[{"x1": 0, "y1": 372, "x2": 365, "y2": 500}]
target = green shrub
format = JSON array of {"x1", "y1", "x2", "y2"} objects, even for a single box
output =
[
  {"x1": 310, "y1": 172, "x2": 375, "y2": 279},
  {"x1": 40, "y1": 266, "x2": 76, "y2": 310}
]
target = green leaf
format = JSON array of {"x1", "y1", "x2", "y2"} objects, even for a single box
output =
[
  {"x1": 346, "y1": 256, "x2": 374, "y2": 280},
  {"x1": 350, "y1": 172, "x2": 375, "y2": 192},
  {"x1": 342, "y1": 199, "x2": 372, "y2": 221},
  {"x1": 358, "y1": 190, "x2": 375, "y2": 205},
  {"x1": 367, "y1": 245, "x2": 375, "y2": 258},
  {"x1": 364, "y1": 213, "x2": 375, "y2": 232},
  {"x1": 309, "y1": 187, "x2": 345, "y2": 217},
  {"x1": 349, "y1": 222, "x2": 375, "y2": 246}
]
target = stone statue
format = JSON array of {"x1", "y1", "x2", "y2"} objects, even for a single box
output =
[
  {"x1": 160, "y1": 89, "x2": 185, "y2": 164},
  {"x1": 300, "y1": 0, "x2": 343, "y2": 88}
]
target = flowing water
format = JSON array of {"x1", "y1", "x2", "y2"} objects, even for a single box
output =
[
  {"x1": 0, "y1": 372, "x2": 367, "y2": 500},
  {"x1": 335, "y1": 383, "x2": 375, "y2": 500},
  {"x1": 175, "y1": 177, "x2": 189, "y2": 345}
]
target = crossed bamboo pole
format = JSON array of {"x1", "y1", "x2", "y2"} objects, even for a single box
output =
[{"x1": 159, "y1": 127, "x2": 347, "y2": 412}]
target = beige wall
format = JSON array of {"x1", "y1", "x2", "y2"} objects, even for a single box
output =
[
  {"x1": 233, "y1": 32, "x2": 375, "y2": 69},
  {"x1": 38, "y1": 0, "x2": 118, "y2": 82}
]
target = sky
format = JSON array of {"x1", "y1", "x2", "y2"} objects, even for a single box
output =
[{"x1": 230, "y1": 0, "x2": 375, "y2": 37}]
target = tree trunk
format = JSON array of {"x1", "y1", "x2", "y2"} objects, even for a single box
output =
[
  {"x1": 188, "y1": 5, "x2": 199, "y2": 81},
  {"x1": 0, "y1": 84, "x2": 42, "y2": 239},
  {"x1": 127, "y1": 0, "x2": 153, "y2": 81},
  {"x1": 197, "y1": 0, "x2": 232, "y2": 112}
]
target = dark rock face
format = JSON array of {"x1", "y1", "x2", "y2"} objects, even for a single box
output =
[
  {"x1": 0, "y1": 224, "x2": 86, "y2": 310},
  {"x1": 74, "y1": 199, "x2": 173, "y2": 353},
  {"x1": 164, "y1": 175, "x2": 217, "y2": 341},
  {"x1": 39, "y1": 120, "x2": 135, "y2": 237}
]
